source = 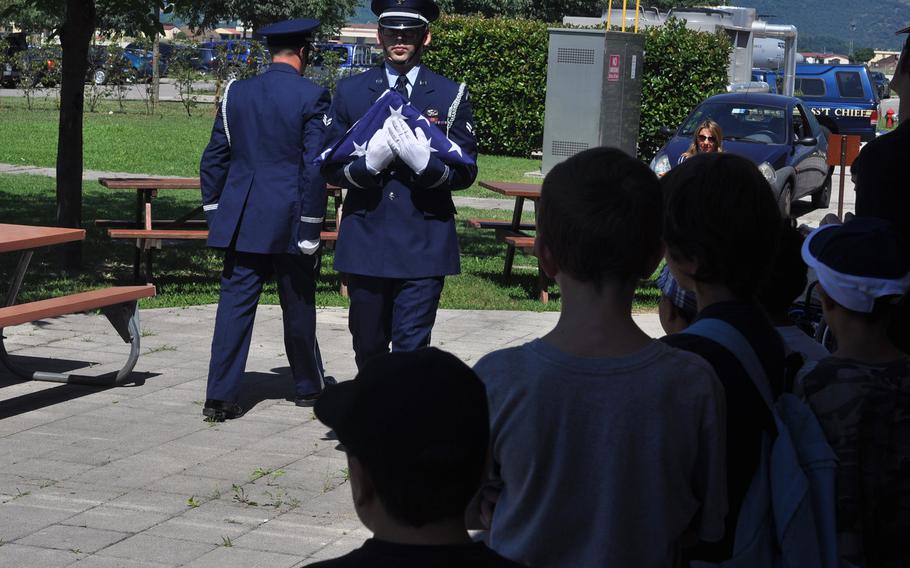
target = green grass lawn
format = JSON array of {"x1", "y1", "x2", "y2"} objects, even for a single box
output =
[
  {"x1": 0, "y1": 174, "x2": 661, "y2": 312},
  {"x1": 0, "y1": 97, "x2": 539, "y2": 199}
]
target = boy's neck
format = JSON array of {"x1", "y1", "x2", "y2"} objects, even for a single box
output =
[
  {"x1": 829, "y1": 312, "x2": 906, "y2": 364},
  {"x1": 370, "y1": 516, "x2": 473, "y2": 546},
  {"x1": 693, "y1": 281, "x2": 740, "y2": 312},
  {"x1": 543, "y1": 276, "x2": 652, "y2": 357}
]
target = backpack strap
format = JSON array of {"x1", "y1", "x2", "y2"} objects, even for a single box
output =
[{"x1": 685, "y1": 318, "x2": 775, "y2": 409}]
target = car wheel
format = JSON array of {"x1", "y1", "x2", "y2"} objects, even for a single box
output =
[
  {"x1": 92, "y1": 68, "x2": 107, "y2": 85},
  {"x1": 812, "y1": 167, "x2": 833, "y2": 209},
  {"x1": 779, "y1": 180, "x2": 793, "y2": 219}
]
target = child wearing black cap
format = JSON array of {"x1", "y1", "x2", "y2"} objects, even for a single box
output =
[
  {"x1": 795, "y1": 218, "x2": 910, "y2": 567},
  {"x1": 472, "y1": 148, "x2": 727, "y2": 567},
  {"x1": 308, "y1": 348, "x2": 523, "y2": 568}
]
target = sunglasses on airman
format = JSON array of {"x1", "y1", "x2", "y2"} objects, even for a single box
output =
[{"x1": 380, "y1": 27, "x2": 425, "y2": 44}]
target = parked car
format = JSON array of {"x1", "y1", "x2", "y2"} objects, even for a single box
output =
[
  {"x1": 869, "y1": 70, "x2": 891, "y2": 99},
  {"x1": 752, "y1": 63, "x2": 880, "y2": 141},
  {"x1": 312, "y1": 43, "x2": 376, "y2": 75},
  {"x1": 194, "y1": 47, "x2": 216, "y2": 72},
  {"x1": 199, "y1": 39, "x2": 267, "y2": 76},
  {"x1": 1, "y1": 32, "x2": 28, "y2": 86},
  {"x1": 87, "y1": 45, "x2": 152, "y2": 85},
  {"x1": 650, "y1": 93, "x2": 831, "y2": 217}
]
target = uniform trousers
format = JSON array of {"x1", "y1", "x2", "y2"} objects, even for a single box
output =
[
  {"x1": 347, "y1": 274, "x2": 444, "y2": 369},
  {"x1": 207, "y1": 250, "x2": 323, "y2": 402}
]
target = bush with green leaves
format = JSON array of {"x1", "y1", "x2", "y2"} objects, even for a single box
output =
[
  {"x1": 12, "y1": 47, "x2": 54, "y2": 110},
  {"x1": 422, "y1": 16, "x2": 730, "y2": 160},
  {"x1": 168, "y1": 48, "x2": 199, "y2": 117},
  {"x1": 422, "y1": 15, "x2": 549, "y2": 157},
  {"x1": 303, "y1": 45, "x2": 345, "y2": 94}
]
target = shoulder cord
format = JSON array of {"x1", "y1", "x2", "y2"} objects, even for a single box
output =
[
  {"x1": 446, "y1": 82, "x2": 466, "y2": 137},
  {"x1": 222, "y1": 79, "x2": 236, "y2": 147}
]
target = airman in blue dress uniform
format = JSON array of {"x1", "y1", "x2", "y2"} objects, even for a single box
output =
[
  {"x1": 322, "y1": 0, "x2": 478, "y2": 369},
  {"x1": 200, "y1": 19, "x2": 333, "y2": 421}
]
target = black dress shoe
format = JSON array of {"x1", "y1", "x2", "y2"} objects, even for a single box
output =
[
  {"x1": 203, "y1": 399, "x2": 243, "y2": 422},
  {"x1": 294, "y1": 376, "x2": 338, "y2": 407}
]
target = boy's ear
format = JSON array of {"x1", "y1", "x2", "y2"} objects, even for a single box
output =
[
  {"x1": 348, "y1": 456, "x2": 374, "y2": 508},
  {"x1": 817, "y1": 285, "x2": 837, "y2": 313},
  {"x1": 535, "y1": 238, "x2": 559, "y2": 279}
]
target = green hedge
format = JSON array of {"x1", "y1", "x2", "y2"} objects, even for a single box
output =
[
  {"x1": 423, "y1": 16, "x2": 731, "y2": 161},
  {"x1": 422, "y1": 16, "x2": 549, "y2": 158}
]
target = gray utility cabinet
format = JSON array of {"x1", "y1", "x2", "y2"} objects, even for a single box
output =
[{"x1": 542, "y1": 29, "x2": 644, "y2": 174}]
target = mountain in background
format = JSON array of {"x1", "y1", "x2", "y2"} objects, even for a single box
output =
[
  {"x1": 733, "y1": 0, "x2": 908, "y2": 51},
  {"x1": 346, "y1": 1, "x2": 906, "y2": 51}
]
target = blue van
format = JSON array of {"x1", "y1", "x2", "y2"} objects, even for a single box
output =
[
  {"x1": 312, "y1": 43, "x2": 377, "y2": 77},
  {"x1": 751, "y1": 64, "x2": 879, "y2": 141}
]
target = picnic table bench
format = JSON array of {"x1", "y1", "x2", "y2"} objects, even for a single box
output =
[
  {"x1": 98, "y1": 177, "x2": 343, "y2": 283},
  {"x1": 0, "y1": 224, "x2": 156, "y2": 386},
  {"x1": 476, "y1": 181, "x2": 551, "y2": 303}
]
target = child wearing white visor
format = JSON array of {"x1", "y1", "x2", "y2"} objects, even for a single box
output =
[{"x1": 795, "y1": 217, "x2": 910, "y2": 568}]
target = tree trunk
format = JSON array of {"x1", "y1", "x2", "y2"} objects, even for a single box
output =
[{"x1": 56, "y1": 0, "x2": 95, "y2": 272}]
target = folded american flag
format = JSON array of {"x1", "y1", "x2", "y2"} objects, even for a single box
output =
[{"x1": 316, "y1": 89, "x2": 475, "y2": 169}]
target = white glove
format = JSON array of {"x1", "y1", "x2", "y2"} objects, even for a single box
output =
[
  {"x1": 298, "y1": 239, "x2": 320, "y2": 255},
  {"x1": 365, "y1": 125, "x2": 394, "y2": 175},
  {"x1": 387, "y1": 116, "x2": 431, "y2": 175}
]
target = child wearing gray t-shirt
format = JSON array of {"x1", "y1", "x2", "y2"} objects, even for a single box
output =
[{"x1": 471, "y1": 148, "x2": 727, "y2": 568}]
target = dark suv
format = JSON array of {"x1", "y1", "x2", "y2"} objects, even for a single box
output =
[
  {"x1": 752, "y1": 63, "x2": 880, "y2": 141},
  {"x1": 792, "y1": 63, "x2": 880, "y2": 142},
  {"x1": 869, "y1": 70, "x2": 891, "y2": 99}
]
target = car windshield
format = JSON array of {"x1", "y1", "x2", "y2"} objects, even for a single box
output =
[{"x1": 680, "y1": 101, "x2": 788, "y2": 144}]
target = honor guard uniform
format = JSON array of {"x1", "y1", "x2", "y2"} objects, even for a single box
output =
[
  {"x1": 321, "y1": 0, "x2": 478, "y2": 369},
  {"x1": 200, "y1": 18, "x2": 332, "y2": 421}
]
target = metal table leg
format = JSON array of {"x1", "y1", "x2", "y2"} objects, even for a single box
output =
[{"x1": 503, "y1": 196, "x2": 525, "y2": 282}]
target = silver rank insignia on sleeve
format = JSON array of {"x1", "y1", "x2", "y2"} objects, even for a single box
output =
[
  {"x1": 466, "y1": 122, "x2": 474, "y2": 134},
  {"x1": 323, "y1": 115, "x2": 333, "y2": 127}
]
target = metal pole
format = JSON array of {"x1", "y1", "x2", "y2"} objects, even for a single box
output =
[
  {"x1": 634, "y1": 0, "x2": 641, "y2": 33},
  {"x1": 606, "y1": 3, "x2": 612, "y2": 30},
  {"x1": 838, "y1": 135, "x2": 847, "y2": 220},
  {"x1": 622, "y1": 0, "x2": 628, "y2": 32}
]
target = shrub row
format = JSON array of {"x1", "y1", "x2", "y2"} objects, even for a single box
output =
[{"x1": 423, "y1": 16, "x2": 731, "y2": 161}]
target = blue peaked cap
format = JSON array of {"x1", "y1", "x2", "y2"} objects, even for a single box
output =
[
  {"x1": 257, "y1": 19, "x2": 320, "y2": 40},
  {"x1": 372, "y1": 0, "x2": 439, "y2": 26}
]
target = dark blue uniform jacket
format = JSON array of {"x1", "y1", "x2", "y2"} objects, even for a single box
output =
[
  {"x1": 200, "y1": 62, "x2": 331, "y2": 254},
  {"x1": 322, "y1": 65, "x2": 478, "y2": 278}
]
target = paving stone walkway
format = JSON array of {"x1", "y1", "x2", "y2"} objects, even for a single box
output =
[{"x1": 0, "y1": 305, "x2": 660, "y2": 567}]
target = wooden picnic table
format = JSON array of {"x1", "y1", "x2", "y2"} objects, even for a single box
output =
[
  {"x1": 0, "y1": 223, "x2": 155, "y2": 385},
  {"x1": 98, "y1": 177, "x2": 344, "y2": 283},
  {"x1": 476, "y1": 181, "x2": 551, "y2": 302}
]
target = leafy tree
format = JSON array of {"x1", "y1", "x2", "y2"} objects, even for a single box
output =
[
  {"x1": 2, "y1": 0, "x2": 165, "y2": 270},
  {"x1": 175, "y1": 0, "x2": 359, "y2": 36},
  {"x1": 852, "y1": 46, "x2": 874, "y2": 63}
]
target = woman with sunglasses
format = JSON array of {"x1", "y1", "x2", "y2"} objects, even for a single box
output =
[{"x1": 680, "y1": 119, "x2": 724, "y2": 162}]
